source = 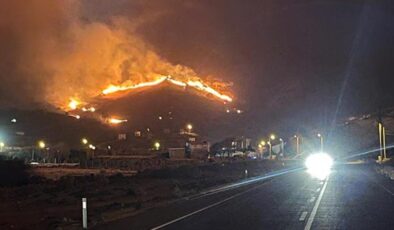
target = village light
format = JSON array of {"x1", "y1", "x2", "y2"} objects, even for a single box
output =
[
  {"x1": 154, "y1": 142, "x2": 160, "y2": 150},
  {"x1": 81, "y1": 138, "x2": 88, "y2": 145},
  {"x1": 38, "y1": 141, "x2": 46, "y2": 149},
  {"x1": 186, "y1": 124, "x2": 193, "y2": 133}
]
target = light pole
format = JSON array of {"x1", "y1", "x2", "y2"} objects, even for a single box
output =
[
  {"x1": 378, "y1": 122, "x2": 387, "y2": 161},
  {"x1": 317, "y1": 133, "x2": 323, "y2": 152},
  {"x1": 38, "y1": 141, "x2": 46, "y2": 162}
]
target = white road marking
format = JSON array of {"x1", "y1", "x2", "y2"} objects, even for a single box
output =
[
  {"x1": 151, "y1": 184, "x2": 264, "y2": 230},
  {"x1": 309, "y1": 197, "x2": 316, "y2": 203},
  {"x1": 187, "y1": 167, "x2": 301, "y2": 200},
  {"x1": 304, "y1": 176, "x2": 329, "y2": 230},
  {"x1": 299, "y1": 211, "x2": 308, "y2": 221},
  {"x1": 316, "y1": 187, "x2": 321, "y2": 192}
]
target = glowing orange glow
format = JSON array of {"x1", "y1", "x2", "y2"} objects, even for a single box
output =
[
  {"x1": 186, "y1": 80, "x2": 233, "y2": 102},
  {"x1": 167, "y1": 77, "x2": 187, "y2": 87},
  {"x1": 68, "y1": 98, "x2": 80, "y2": 110},
  {"x1": 82, "y1": 107, "x2": 96, "y2": 112},
  {"x1": 108, "y1": 118, "x2": 128, "y2": 124},
  {"x1": 102, "y1": 77, "x2": 168, "y2": 95},
  {"x1": 101, "y1": 76, "x2": 232, "y2": 102}
]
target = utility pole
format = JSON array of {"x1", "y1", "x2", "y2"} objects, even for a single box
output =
[{"x1": 383, "y1": 126, "x2": 387, "y2": 160}]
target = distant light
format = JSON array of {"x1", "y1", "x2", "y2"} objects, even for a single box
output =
[
  {"x1": 226, "y1": 109, "x2": 230, "y2": 113},
  {"x1": 236, "y1": 109, "x2": 242, "y2": 114},
  {"x1": 0, "y1": 142, "x2": 5, "y2": 147},
  {"x1": 11, "y1": 118, "x2": 17, "y2": 123},
  {"x1": 38, "y1": 141, "x2": 46, "y2": 149},
  {"x1": 158, "y1": 116, "x2": 163, "y2": 120},
  {"x1": 107, "y1": 145, "x2": 111, "y2": 150},
  {"x1": 186, "y1": 124, "x2": 193, "y2": 131},
  {"x1": 81, "y1": 138, "x2": 88, "y2": 145},
  {"x1": 258, "y1": 144, "x2": 262, "y2": 148},
  {"x1": 260, "y1": 140, "x2": 266, "y2": 146},
  {"x1": 279, "y1": 138, "x2": 283, "y2": 142},
  {"x1": 154, "y1": 142, "x2": 160, "y2": 150},
  {"x1": 305, "y1": 153, "x2": 333, "y2": 180},
  {"x1": 270, "y1": 134, "x2": 276, "y2": 140},
  {"x1": 89, "y1": 144, "x2": 96, "y2": 150},
  {"x1": 317, "y1": 133, "x2": 322, "y2": 137}
]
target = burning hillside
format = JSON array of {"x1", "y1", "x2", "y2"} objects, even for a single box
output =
[{"x1": 0, "y1": 1, "x2": 234, "y2": 113}]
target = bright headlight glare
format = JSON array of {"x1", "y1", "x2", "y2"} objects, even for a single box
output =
[{"x1": 305, "y1": 153, "x2": 333, "y2": 180}]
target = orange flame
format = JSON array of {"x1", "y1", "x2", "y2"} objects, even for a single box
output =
[
  {"x1": 101, "y1": 76, "x2": 232, "y2": 102},
  {"x1": 108, "y1": 118, "x2": 128, "y2": 124},
  {"x1": 68, "y1": 98, "x2": 81, "y2": 110},
  {"x1": 102, "y1": 76, "x2": 168, "y2": 95}
]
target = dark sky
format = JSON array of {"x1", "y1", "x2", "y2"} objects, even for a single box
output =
[
  {"x1": 1, "y1": 0, "x2": 394, "y2": 139},
  {"x1": 98, "y1": 0, "x2": 394, "y2": 135}
]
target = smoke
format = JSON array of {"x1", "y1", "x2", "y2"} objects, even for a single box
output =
[{"x1": 0, "y1": 0, "x2": 216, "y2": 110}]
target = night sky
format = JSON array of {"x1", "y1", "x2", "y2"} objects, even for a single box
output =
[{"x1": 1, "y1": 0, "x2": 394, "y2": 139}]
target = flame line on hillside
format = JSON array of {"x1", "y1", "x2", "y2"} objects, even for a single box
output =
[{"x1": 101, "y1": 76, "x2": 232, "y2": 102}]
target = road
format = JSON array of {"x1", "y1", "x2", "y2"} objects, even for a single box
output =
[{"x1": 97, "y1": 164, "x2": 394, "y2": 230}]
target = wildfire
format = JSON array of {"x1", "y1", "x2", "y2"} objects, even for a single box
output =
[
  {"x1": 102, "y1": 77, "x2": 168, "y2": 95},
  {"x1": 108, "y1": 118, "x2": 128, "y2": 124},
  {"x1": 82, "y1": 107, "x2": 96, "y2": 112},
  {"x1": 68, "y1": 98, "x2": 81, "y2": 110},
  {"x1": 69, "y1": 114, "x2": 81, "y2": 119},
  {"x1": 101, "y1": 76, "x2": 232, "y2": 102}
]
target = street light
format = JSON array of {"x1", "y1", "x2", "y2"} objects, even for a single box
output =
[
  {"x1": 81, "y1": 138, "x2": 88, "y2": 145},
  {"x1": 270, "y1": 134, "x2": 276, "y2": 140},
  {"x1": 38, "y1": 141, "x2": 46, "y2": 149},
  {"x1": 154, "y1": 141, "x2": 160, "y2": 150},
  {"x1": 0, "y1": 142, "x2": 4, "y2": 152},
  {"x1": 260, "y1": 140, "x2": 266, "y2": 146},
  {"x1": 186, "y1": 124, "x2": 193, "y2": 133},
  {"x1": 317, "y1": 133, "x2": 323, "y2": 152}
]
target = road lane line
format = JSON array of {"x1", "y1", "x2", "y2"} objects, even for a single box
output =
[
  {"x1": 186, "y1": 167, "x2": 302, "y2": 200},
  {"x1": 304, "y1": 176, "x2": 329, "y2": 230},
  {"x1": 151, "y1": 184, "x2": 264, "y2": 230},
  {"x1": 309, "y1": 197, "x2": 316, "y2": 203},
  {"x1": 299, "y1": 211, "x2": 308, "y2": 221},
  {"x1": 316, "y1": 187, "x2": 321, "y2": 192}
]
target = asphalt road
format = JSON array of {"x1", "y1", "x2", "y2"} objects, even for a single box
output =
[{"x1": 97, "y1": 164, "x2": 394, "y2": 230}]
